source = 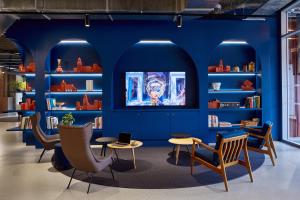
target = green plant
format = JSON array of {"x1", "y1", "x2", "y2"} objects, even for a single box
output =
[
  {"x1": 9, "y1": 80, "x2": 26, "y2": 92},
  {"x1": 62, "y1": 112, "x2": 75, "y2": 126}
]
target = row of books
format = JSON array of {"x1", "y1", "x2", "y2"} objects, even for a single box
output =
[
  {"x1": 46, "y1": 98, "x2": 56, "y2": 110},
  {"x1": 46, "y1": 116, "x2": 59, "y2": 129},
  {"x1": 20, "y1": 116, "x2": 32, "y2": 129},
  {"x1": 93, "y1": 117, "x2": 103, "y2": 129},
  {"x1": 245, "y1": 96, "x2": 261, "y2": 108},
  {"x1": 208, "y1": 115, "x2": 219, "y2": 127}
]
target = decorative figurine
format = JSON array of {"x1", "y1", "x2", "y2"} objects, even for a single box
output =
[
  {"x1": 56, "y1": 59, "x2": 63, "y2": 73},
  {"x1": 241, "y1": 80, "x2": 254, "y2": 90},
  {"x1": 233, "y1": 65, "x2": 240, "y2": 72},
  {"x1": 50, "y1": 80, "x2": 77, "y2": 92},
  {"x1": 248, "y1": 62, "x2": 255, "y2": 72},
  {"x1": 76, "y1": 95, "x2": 102, "y2": 110}
]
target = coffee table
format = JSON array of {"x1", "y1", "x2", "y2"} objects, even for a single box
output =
[
  {"x1": 168, "y1": 137, "x2": 202, "y2": 165},
  {"x1": 107, "y1": 140, "x2": 143, "y2": 169},
  {"x1": 95, "y1": 137, "x2": 117, "y2": 156}
]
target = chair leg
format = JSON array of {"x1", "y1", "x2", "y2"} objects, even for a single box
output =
[
  {"x1": 67, "y1": 168, "x2": 76, "y2": 189},
  {"x1": 269, "y1": 135, "x2": 277, "y2": 159},
  {"x1": 38, "y1": 149, "x2": 46, "y2": 163},
  {"x1": 243, "y1": 149, "x2": 253, "y2": 182},
  {"x1": 190, "y1": 158, "x2": 195, "y2": 175},
  {"x1": 109, "y1": 165, "x2": 115, "y2": 181},
  {"x1": 221, "y1": 166, "x2": 229, "y2": 192},
  {"x1": 87, "y1": 173, "x2": 93, "y2": 194},
  {"x1": 266, "y1": 142, "x2": 275, "y2": 166}
]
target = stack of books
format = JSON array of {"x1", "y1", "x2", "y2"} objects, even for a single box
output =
[
  {"x1": 46, "y1": 116, "x2": 58, "y2": 129},
  {"x1": 208, "y1": 115, "x2": 219, "y2": 127},
  {"x1": 94, "y1": 117, "x2": 102, "y2": 129},
  {"x1": 20, "y1": 116, "x2": 32, "y2": 129},
  {"x1": 245, "y1": 96, "x2": 261, "y2": 108},
  {"x1": 46, "y1": 98, "x2": 56, "y2": 110},
  {"x1": 219, "y1": 121, "x2": 232, "y2": 127}
]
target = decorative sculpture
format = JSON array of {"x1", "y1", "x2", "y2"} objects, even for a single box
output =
[
  {"x1": 241, "y1": 80, "x2": 254, "y2": 90},
  {"x1": 50, "y1": 80, "x2": 77, "y2": 92},
  {"x1": 76, "y1": 95, "x2": 102, "y2": 110},
  {"x1": 18, "y1": 62, "x2": 36, "y2": 73},
  {"x1": 56, "y1": 58, "x2": 63, "y2": 73},
  {"x1": 20, "y1": 98, "x2": 35, "y2": 110},
  {"x1": 73, "y1": 57, "x2": 103, "y2": 73}
]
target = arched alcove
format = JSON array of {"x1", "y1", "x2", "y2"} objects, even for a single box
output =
[
  {"x1": 208, "y1": 40, "x2": 263, "y2": 128},
  {"x1": 44, "y1": 39, "x2": 103, "y2": 137},
  {"x1": 113, "y1": 40, "x2": 199, "y2": 109}
]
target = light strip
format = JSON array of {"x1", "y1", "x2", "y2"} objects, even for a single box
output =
[
  {"x1": 46, "y1": 90, "x2": 102, "y2": 95},
  {"x1": 221, "y1": 40, "x2": 248, "y2": 45},
  {"x1": 243, "y1": 17, "x2": 266, "y2": 21},
  {"x1": 46, "y1": 73, "x2": 102, "y2": 77},
  {"x1": 208, "y1": 89, "x2": 256, "y2": 94},
  {"x1": 208, "y1": 73, "x2": 257, "y2": 76},
  {"x1": 138, "y1": 40, "x2": 173, "y2": 44},
  {"x1": 59, "y1": 40, "x2": 88, "y2": 44},
  {"x1": 24, "y1": 73, "x2": 35, "y2": 77}
]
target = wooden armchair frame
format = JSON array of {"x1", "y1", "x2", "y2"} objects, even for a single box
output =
[
  {"x1": 246, "y1": 124, "x2": 277, "y2": 166},
  {"x1": 191, "y1": 134, "x2": 253, "y2": 191}
]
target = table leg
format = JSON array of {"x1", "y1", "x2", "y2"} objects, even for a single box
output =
[
  {"x1": 113, "y1": 149, "x2": 119, "y2": 162},
  {"x1": 172, "y1": 145, "x2": 176, "y2": 157},
  {"x1": 103, "y1": 144, "x2": 107, "y2": 157},
  {"x1": 175, "y1": 144, "x2": 180, "y2": 165},
  {"x1": 100, "y1": 145, "x2": 104, "y2": 156},
  {"x1": 131, "y1": 148, "x2": 136, "y2": 169}
]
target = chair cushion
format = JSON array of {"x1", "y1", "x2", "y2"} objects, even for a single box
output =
[
  {"x1": 247, "y1": 136, "x2": 264, "y2": 149},
  {"x1": 261, "y1": 121, "x2": 273, "y2": 136},
  {"x1": 215, "y1": 130, "x2": 246, "y2": 150},
  {"x1": 195, "y1": 148, "x2": 219, "y2": 166}
]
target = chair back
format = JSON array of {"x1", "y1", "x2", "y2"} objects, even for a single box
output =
[
  {"x1": 262, "y1": 121, "x2": 273, "y2": 137},
  {"x1": 30, "y1": 112, "x2": 49, "y2": 145},
  {"x1": 216, "y1": 131, "x2": 248, "y2": 165},
  {"x1": 59, "y1": 123, "x2": 98, "y2": 172}
]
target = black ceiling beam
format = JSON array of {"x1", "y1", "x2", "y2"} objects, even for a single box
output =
[{"x1": 0, "y1": 10, "x2": 275, "y2": 19}]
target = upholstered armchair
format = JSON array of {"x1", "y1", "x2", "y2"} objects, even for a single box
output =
[
  {"x1": 59, "y1": 123, "x2": 114, "y2": 193},
  {"x1": 30, "y1": 112, "x2": 60, "y2": 162},
  {"x1": 245, "y1": 121, "x2": 277, "y2": 166},
  {"x1": 191, "y1": 131, "x2": 253, "y2": 191}
]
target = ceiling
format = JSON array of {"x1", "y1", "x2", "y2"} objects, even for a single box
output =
[{"x1": 0, "y1": 0, "x2": 295, "y2": 71}]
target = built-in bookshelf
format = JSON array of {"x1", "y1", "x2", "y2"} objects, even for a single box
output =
[
  {"x1": 45, "y1": 41, "x2": 104, "y2": 134},
  {"x1": 208, "y1": 42, "x2": 262, "y2": 130}
]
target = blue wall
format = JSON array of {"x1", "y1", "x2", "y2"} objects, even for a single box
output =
[{"x1": 6, "y1": 17, "x2": 281, "y2": 144}]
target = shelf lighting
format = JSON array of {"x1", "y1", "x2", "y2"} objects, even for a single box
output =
[
  {"x1": 221, "y1": 40, "x2": 248, "y2": 45},
  {"x1": 47, "y1": 90, "x2": 102, "y2": 95},
  {"x1": 47, "y1": 73, "x2": 102, "y2": 77},
  {"x1": 243, "y1": 17, "x2": 266, "y2": 21},
  {"x1": 59, "y1": 40, "x2": 88, "y2": 44},
  {"x1": 208, "y1": 73, "x2": 257, "y2": 76},
  {"x1": 138, "y1": 40, "x2": 173, "y2": 44},
  {"x1": 24, "y1": 73, "x2": 35, "y2": 77}
]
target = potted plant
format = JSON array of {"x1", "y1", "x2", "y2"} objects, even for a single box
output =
[{"x1": 61, "y1": 112, "x2": 75, "y2": 126}]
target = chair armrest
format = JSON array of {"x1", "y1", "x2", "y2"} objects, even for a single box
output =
[
  {"x1": 245, "y1": 128, "x2": 261, "y2": 132},
  {"x1": 248, "y1": 132, "x2": 265, "y2": 139},
  {"x1": 192, "y1": 139, "x2": 218, "y2": 153}
]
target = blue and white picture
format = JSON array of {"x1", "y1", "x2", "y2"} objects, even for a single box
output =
[{"x1": 126, "y1": 72, "x2": 186, "y2": 106}]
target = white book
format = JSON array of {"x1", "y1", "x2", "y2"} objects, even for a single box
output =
[{"x1": 86, "y1": 80, "x2": 94, "y2": 91}]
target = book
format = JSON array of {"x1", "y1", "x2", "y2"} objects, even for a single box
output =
[
  {"x1": 46, "y1": 98, "x2": 56, "y2": 110},
  {"x1": 20, "y1": 116, "x2": 32, "y2": 129},
  {"x1": 86, "y1": 80, "x2": 94, "y2": 91},
  {"x1": 94, "y1": 116, "x2": 103, "y2": 129},
  {"x1": 46, "y1": 116, "x2": 58, "y2": 129},
  {"x1": 208, "y1": 115, "x2": 219, "y2": 127}
]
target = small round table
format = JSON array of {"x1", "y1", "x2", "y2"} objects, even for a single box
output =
[
  {"x1": 107, "y1": 140, "x2": 143, "y2": 169},
  {"x1": 95, "y1": 137, "x2": 117, "y2": 156},
  {"x1": 168, "y1": 137, "x2": 202, "y2": 165},
  {"x1": 170, "y1": 133, "x2": 191, "y2": 155}
]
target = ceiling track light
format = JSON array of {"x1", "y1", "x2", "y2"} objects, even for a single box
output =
[
  {"x1": 176, "y1": 15, "x2": 182, "y2": 28},
  {"x1": 85, "y1": 14, "x2": 90, "y2": 27}
]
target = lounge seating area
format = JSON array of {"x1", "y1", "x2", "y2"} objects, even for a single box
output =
[{"x1": 1, "y1": 1, "x2": 300, "y2": 199}]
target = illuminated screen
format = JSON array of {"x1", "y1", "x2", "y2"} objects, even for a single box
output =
[{"x1": 125, "y1": 72, "x2": 186, "y2": 106}]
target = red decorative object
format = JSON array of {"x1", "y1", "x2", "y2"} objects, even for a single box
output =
[
  {"x1": 208, "y1": 59, "x2": 228, "y2": 73},
  {"x1": 73, "y1": 57, "x2": 103, "y2": 73},
  {"x1": 20, "y1": 98, "x2": 35, "y2": 110},
  {"x1": 18, "y1": 62, "x2": 36, "y2": 73},
  {"x1": 50, "y1": 80, "x2": 77, "y2": 92},
  {"x1": 26, "y1": 83, "x2": 32, "y2": 92},
  {"x1": 208, "y1": 99, "x2": 220, "y2": 109},
  {"x1": 76, "y1": 95, "x2": 102, "y2": 110},
  {"x1": 241, "y1": 80, "x2": 254, "y2": 91}
]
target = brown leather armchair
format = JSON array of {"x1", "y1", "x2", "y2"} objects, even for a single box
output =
[
  {"x1": 59, "y1": 123, "x2": 114, "y2": 193},
  {"x1": 30, "y1": 112, "x2": 60, "y2": 163}
]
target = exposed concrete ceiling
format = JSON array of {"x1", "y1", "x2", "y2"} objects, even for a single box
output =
[{"x1": 253, "y1": 0, "x2": 294, "y2": 15}]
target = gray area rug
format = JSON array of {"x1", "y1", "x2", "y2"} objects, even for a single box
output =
[{"x1": 60, "y1": 147, "x2": 264, "y2": 189}]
